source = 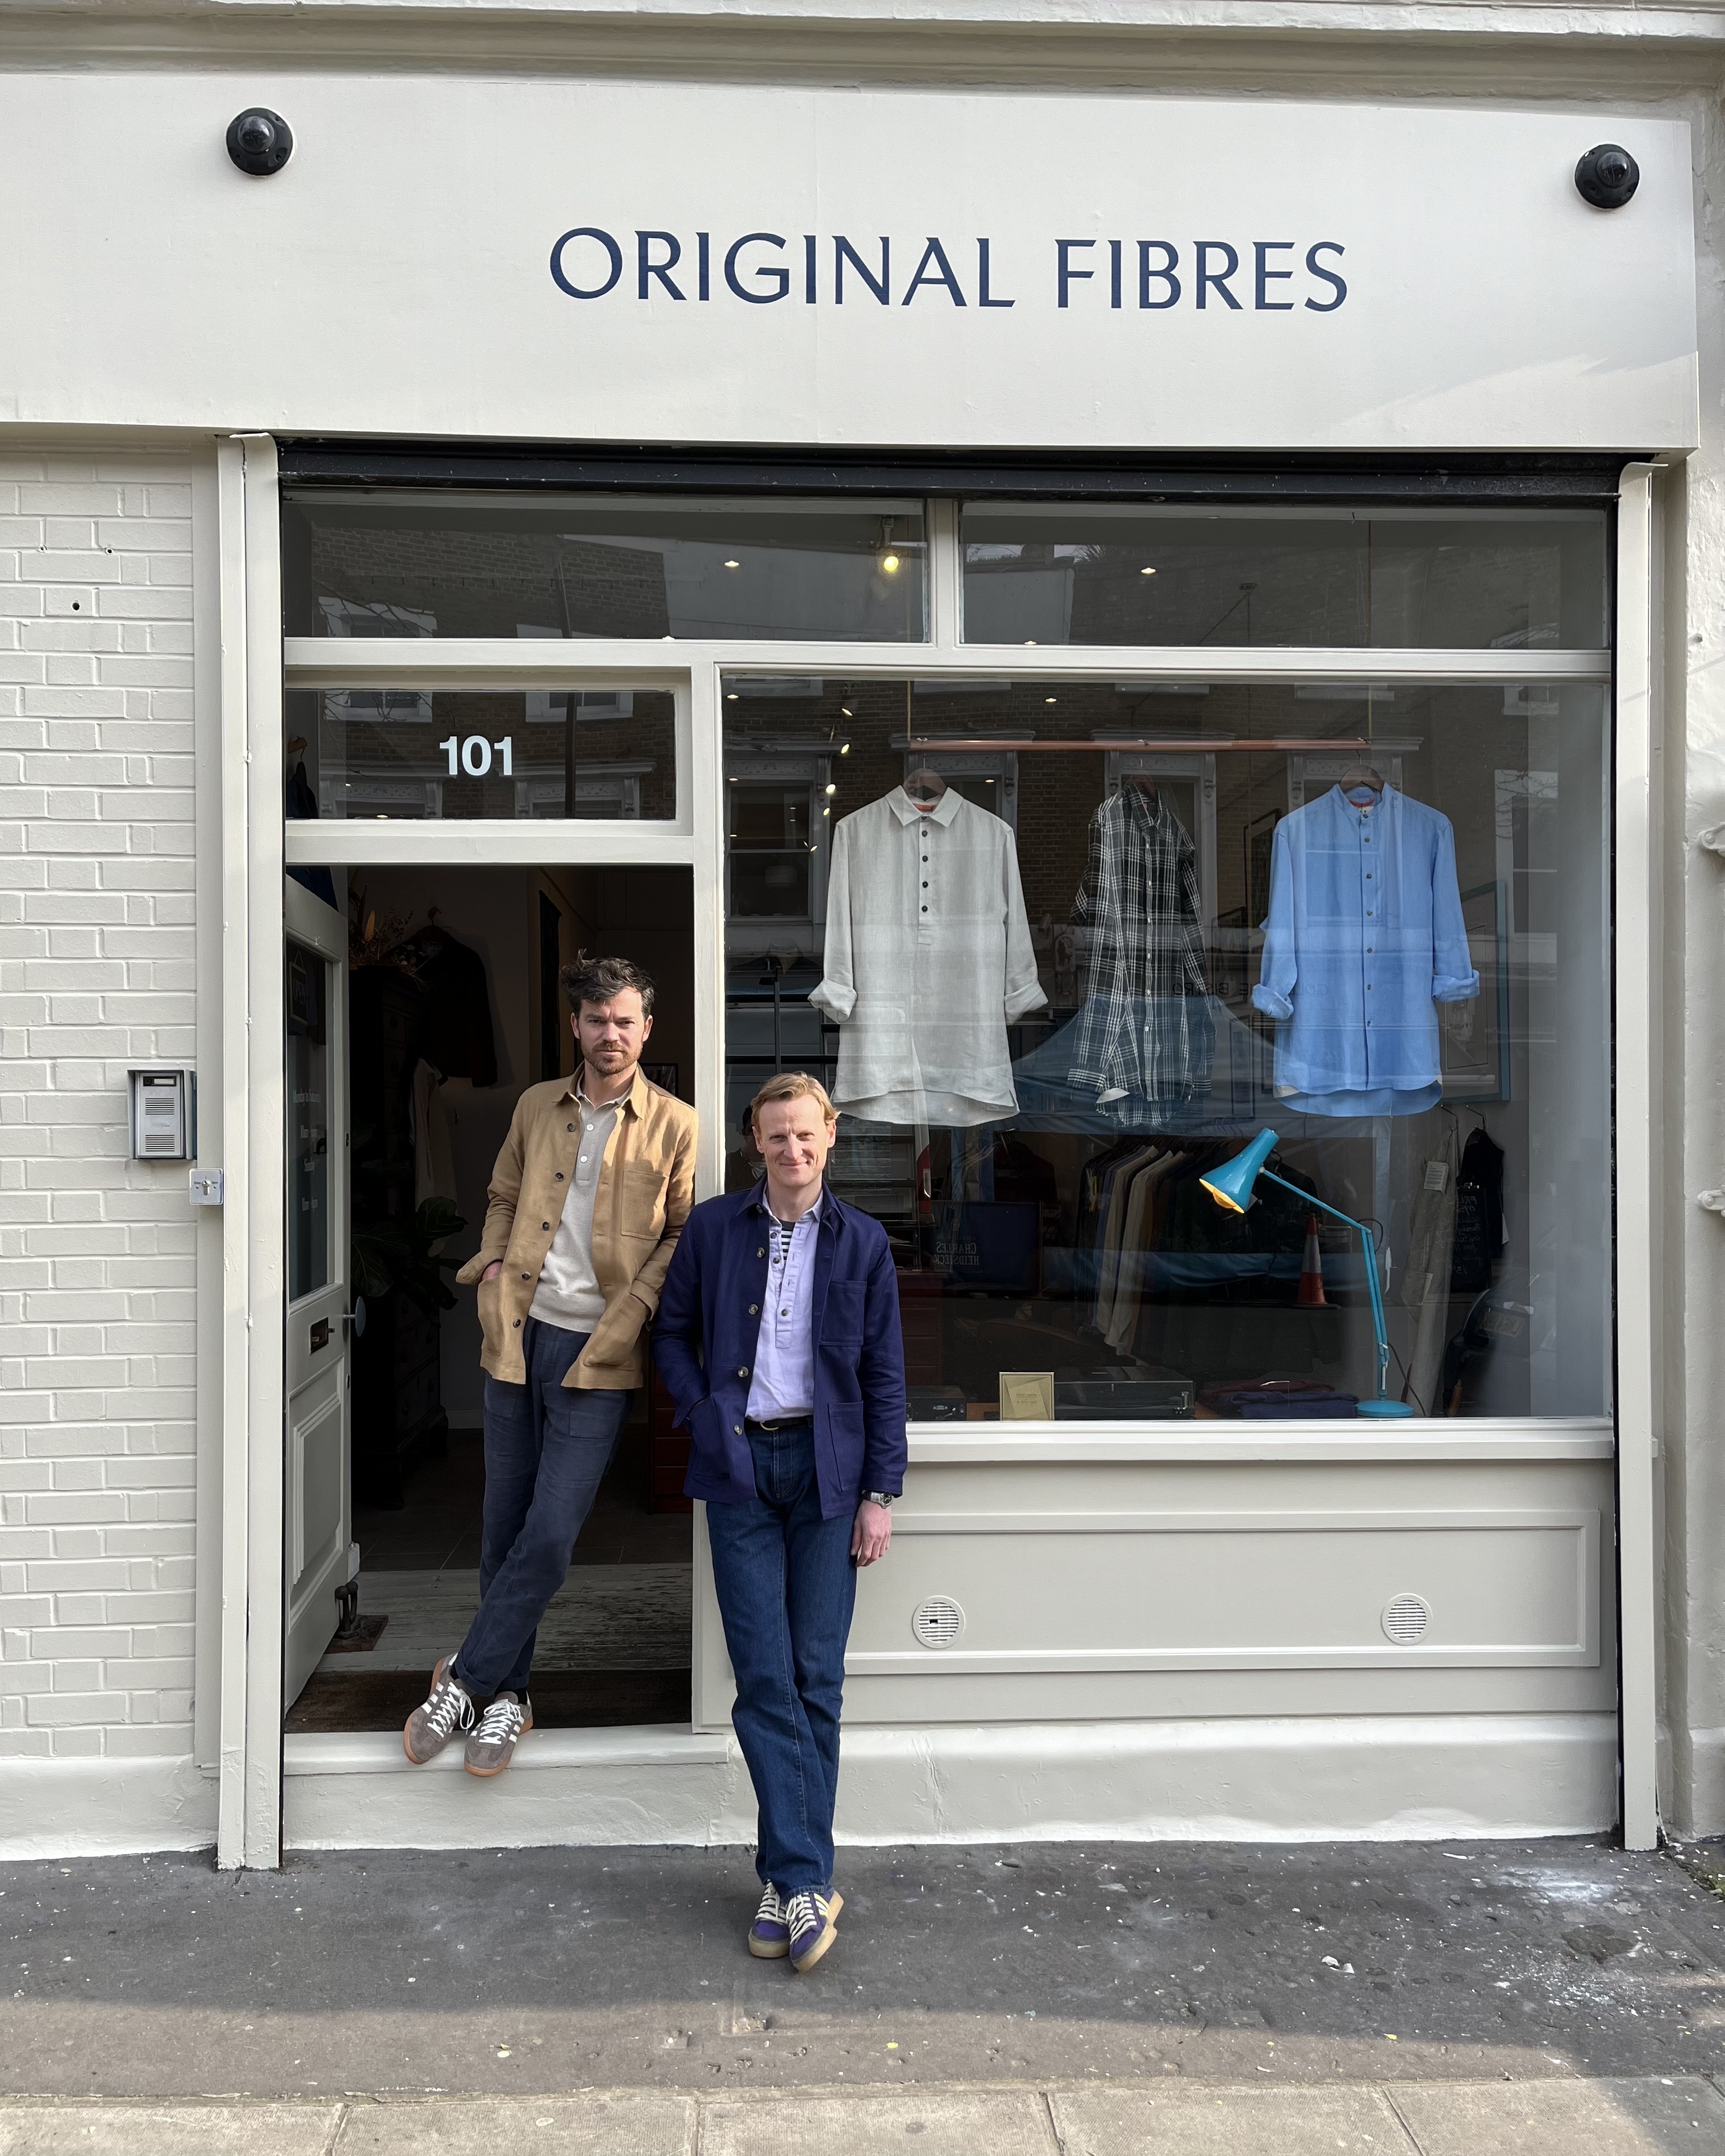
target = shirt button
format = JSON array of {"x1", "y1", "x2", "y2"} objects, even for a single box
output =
[
  {"x1": 921, "y1": 905, "x2": 928, "y2": 913},
  {"x1": 521, "y1": 1272, "x2": 531, "y2": 1280},
  {"x1": 554, "y1": 1171, "x2": 564, "y2": 1181},
  {"x1": 513, "y1": 1318, "x2": 522, "y2": 1328},
  {"x1": 542, "y1": 1221, "x2": 551, "y2": 1230},
  {"x1": 922, "y1": 881, "x2": 929, "y2": 889},
  {"x1": 780, "y1": 1307, "x2": 790, "y2": 1316},
  {"x1": 567, "y1": 1122, "x2": 575, "y2": 1132}
]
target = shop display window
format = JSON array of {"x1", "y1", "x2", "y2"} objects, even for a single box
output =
[
  {"x1": 961, "y1": 505, "x2": 1608, "y2": 650},
  {"x1": 722, "y1": 673, "x2": 1611, "y2": 1421},
  {"x1": 284, "y1": 686, "x2": 678, "y2": 821},
  {"x1": 283, "y1": 491, "x2": 928, "y2": 642}
]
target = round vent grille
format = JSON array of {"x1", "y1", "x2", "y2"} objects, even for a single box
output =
[
  {"x1": 1382, "y1": 1593, "x2": 1432, "y2": 1644},
  {"x1": 912, "y1": 1596, "x2": 965, "y2": 1651}
]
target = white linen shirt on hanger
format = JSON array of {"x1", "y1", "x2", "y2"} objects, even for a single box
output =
[{"x1": 811, "y1": 786, "x2": 1048, "y2": 1127}]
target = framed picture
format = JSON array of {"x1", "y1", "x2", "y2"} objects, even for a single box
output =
[
  {"x1": 642, "y1": 1061, "x2": 683, "y2": 1100},
  {"x1": 1441, "y1": 880, "x2": 1511, "y2": 1103}
]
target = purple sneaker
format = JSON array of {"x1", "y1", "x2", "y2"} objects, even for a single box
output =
[
  {"x1": 785, "y1": 1888, "x2": 840, "y2": 1973},
  {"x1": 750, "y1": 1882, "x2": 842, "y2": 1959},
  {"x1": 748, "y1": 1883, "x2": 789, "y2": 1958}
]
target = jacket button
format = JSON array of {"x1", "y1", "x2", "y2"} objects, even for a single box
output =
[
  {"x1": 748, "y1": 1303, "x2": 759, "y2": 1315},
  {"x1": 733, "y1": 1424, "x2": 743, "y2": 1435},
  {"x1": 542, "y1": 1222, "x2": 551, "y2": 1230},
  {"x1": 521, "y1": 1272, "x2": 531, "y2": 1280},
  {"x1": 513, "y1": 1318, "x2": 522, "y2": 1328},
  {"x1": 737, "y1": 1366, "x2": 750, "y2": 1377},
  {"x1": 756, "y1": 1247, "x2": 766, "y2": 1258},
  {"x1": 556, "y1": 1172, "x2": 565, "y2": 1181}
]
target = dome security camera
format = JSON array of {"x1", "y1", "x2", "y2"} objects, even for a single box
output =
[
  {"x1": 1574, "y1": 144, "x2": 1639, "y2": 210},
  {"x1": 226, "y1": 108, "x2": 293, "y2": 177}
]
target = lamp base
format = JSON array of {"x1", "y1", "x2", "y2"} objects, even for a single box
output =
[{"x1": 1358, "y1": 1398, "x2": 1416, "y2": 1419}]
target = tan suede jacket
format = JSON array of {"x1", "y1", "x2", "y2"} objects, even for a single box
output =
[{"x1": 455, "y1": 1066, "x2": 698, "y2": 1392}]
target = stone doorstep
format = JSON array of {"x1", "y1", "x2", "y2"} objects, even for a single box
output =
[{"x1": 0, "y1": 2076, "x2": 1723, "y2": 2156}]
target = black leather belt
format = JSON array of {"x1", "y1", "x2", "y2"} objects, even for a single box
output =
[{"x1": 746, "y1": 1415, "x2": 812, "y2": 1432}]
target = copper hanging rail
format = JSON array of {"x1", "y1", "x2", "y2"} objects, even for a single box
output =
[{"x1": 904, "y1": 736, "x2": 1374, "y2": 755}]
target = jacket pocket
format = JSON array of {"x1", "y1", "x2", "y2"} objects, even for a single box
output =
[
  {"x1": 821, "y1": 1279, "x2": 864, "y2": 1346},
  {"x1": 475, "y1": 1271, "x2": 505, "y2": 1361},
  {"x1": 619, "y1": 1158, "x2": 668, "y2": 1240}
]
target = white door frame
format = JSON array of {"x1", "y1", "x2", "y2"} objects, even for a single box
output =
[{"x1": 214, "y1": 444, "x2": 1642, "y2": 1863}]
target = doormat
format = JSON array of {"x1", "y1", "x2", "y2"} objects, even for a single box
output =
[{"x1": 316, "y1": 1564, "x2": 693, "y2": 1676}]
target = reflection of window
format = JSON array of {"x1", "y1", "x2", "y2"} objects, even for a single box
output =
[
  {"x1": 893, "y1": 735, "x2": 1023, "y2": 830},
  {"x1": 318, "y1": 597, "x2": 436, "y2": 636},
  {"x1": 728, "y1": 781, "x2": 816, "y2": 917},
  {"x1": 323, "y1": 687, "x2": 435, "y2": 724},
  {"x1": 520, "y1": 766, "x2": 649, "y2": 818}
]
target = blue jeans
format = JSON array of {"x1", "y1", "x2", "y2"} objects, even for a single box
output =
[
  {"x1": 706, "y1": 1419, "x2": 857, "y2": 1897},
  {"x1": 452, "y1": 1317, "x2": 632, "y2": 1699}
]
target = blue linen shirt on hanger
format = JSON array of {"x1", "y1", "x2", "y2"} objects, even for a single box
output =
[{"x1": 1250, "y1": 784, "x2": 1479, "y2": 1118}]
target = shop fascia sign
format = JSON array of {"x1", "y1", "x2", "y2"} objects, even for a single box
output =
[{"x1": 549, "y1": 228, "x2": 1350, "y2": 315}]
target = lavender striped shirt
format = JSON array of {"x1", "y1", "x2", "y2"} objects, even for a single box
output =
[{"x1": 744, "y1": 1189, "x2": 824, "y2": 1423}]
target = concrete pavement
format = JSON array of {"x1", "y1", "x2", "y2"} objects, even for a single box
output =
[
  {"x1": 2, "y1": 2078, "x2": 1724, "y2": 2154},
  {"x1": 5, "y1": 1837, "x2": 1725, "y2": 2149}
]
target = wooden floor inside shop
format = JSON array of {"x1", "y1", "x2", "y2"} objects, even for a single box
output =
[{"x1": 286, "y1": 1425, "x2": 695, "y2": 1733}]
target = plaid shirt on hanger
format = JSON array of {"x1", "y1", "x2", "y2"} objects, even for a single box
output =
[{"x1": 1066, "y1": 783, "x2": 1214, "y2": 1112}]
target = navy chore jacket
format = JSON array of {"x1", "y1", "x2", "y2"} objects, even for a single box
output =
[{"x1": 653, "y1": 1184, "x2": 908, "y2": 1519}]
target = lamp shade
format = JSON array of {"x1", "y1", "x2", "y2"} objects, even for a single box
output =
[{"x1": 1199, "y1": 1126, "x2": 1279, "y2": 1214}]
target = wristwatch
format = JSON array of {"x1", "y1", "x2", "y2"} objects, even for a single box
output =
[{"x1": 864, "y1": 1491, "x2": 897, "y2": 1507}]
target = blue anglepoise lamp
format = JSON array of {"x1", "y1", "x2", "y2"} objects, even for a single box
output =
[{"x1": 1199, "y1": 1126, "x2": 1414, "y2": 1418}]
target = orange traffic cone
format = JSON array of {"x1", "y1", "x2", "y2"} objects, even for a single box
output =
[{"x1": 1297, "y1": 1212, "x2": 1328, "y2": 1306}]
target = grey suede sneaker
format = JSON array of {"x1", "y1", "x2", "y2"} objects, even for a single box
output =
[
  {"x1": 464, "y1": 1691, "x2": 533, "y2": 1777},
  {"x1": 402, "y1": 1655, "x2": 473, "y2": 1765}
]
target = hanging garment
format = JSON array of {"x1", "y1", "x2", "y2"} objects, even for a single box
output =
[
  {"x1": 391, "y1": 924, "x2": 499, "y2": 1088},
  {"x1": 811, "y1": 787, "x2": 1047, "y2": 1127},
  {"x1": 1105, "y1": 1149, "x2": 1184, "y2": 1353},
  {"x1": 410, "y1": 1058, "x2": 460, "y2": 1211},
  {"x1": 1251, "y1": 785, "x2": 1477, "y2": 1117},
  {"x1": 1093, "y1": 1141, "x2": 1163, "y2": 1337},
  {"x1": 1400, "y1": 1121, "x2": 1460, "y2": 1415},
  {"x1": 1450, "y1": 1126, "x2": 1507, "y2": 1292},
  {"x1": 1066, "y1": 784, "x2": 1214, "y2": 1114}
]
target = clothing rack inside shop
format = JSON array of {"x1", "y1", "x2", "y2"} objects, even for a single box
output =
[{"x1": 904, "y1": 737, "x2": 1374, "y2": 755}]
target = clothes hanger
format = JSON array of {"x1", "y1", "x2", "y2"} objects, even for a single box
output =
[
  {"x1": 904, "y1": 764, "x2": 948, "y2": 803},
  {"x1": 1337, "y1": 759, "x2": 1385, "y2": 796}
]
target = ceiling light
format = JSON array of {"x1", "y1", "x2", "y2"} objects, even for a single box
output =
[
  {"x1": 824, "y1": 783, "x2": 837, "y2": 796},
  {"x1": 840, "y1": 707, "x2": 853, "y2": 718},
  {"x1": 724, "y1": 559, "x2": 741, "y2": 569},
  {"x1": 881, "y1": 552, "x2": 901, "y2": 575},
  {"x1": 840, "y1": 741, "x2": 851, "y2": 753},
  {"x1": 1140, "y1": 565, "x2": 1157, "y2": 576},
  {"x1": 726, "y1": 692, "x2": 739, "y2": 702},
  {"x1": 1025, "y1": 639, "x2": 1038, "y2": 647},
  {"x1": 1044, "y1": 696, "x2": 1058, "y2": 705}
]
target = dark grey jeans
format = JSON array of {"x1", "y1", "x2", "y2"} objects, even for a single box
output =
[{"x1": 451, "y1": 1316, "x2": 631, "y2": 1699}]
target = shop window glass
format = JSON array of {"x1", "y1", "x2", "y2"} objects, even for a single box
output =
[
  {"x1": 284, "y1": 686, "x2": 677, "y2": 821},
  {"x1": 962, "y1": 506, "x2": 1608, "y2": 649},
  {"x1": 286, "y1": 941, "x2": 331, "y2": 1301},
  {"x1": 722, "y1": 674, "x2": 1610, "y2": 1422},
  {"x1": 284, "y1": 492, "x2": 928, "y2": 642}
]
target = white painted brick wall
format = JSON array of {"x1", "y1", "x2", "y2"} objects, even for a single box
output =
[{"x1": 0, "y1": 459, "x2": 199, "y2": 1765}]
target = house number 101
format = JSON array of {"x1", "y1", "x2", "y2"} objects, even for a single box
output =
[{"x1": 439, "y1": 734, "x2": 513, "y2": 777}]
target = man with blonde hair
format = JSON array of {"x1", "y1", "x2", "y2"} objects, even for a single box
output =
[{"x1": 655, "y1": 1071, "x2": 906, "y2": 1973}]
